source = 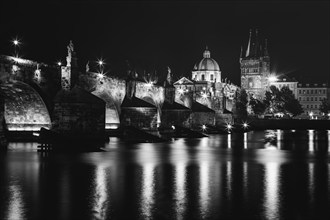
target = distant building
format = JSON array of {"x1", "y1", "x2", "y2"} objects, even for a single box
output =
[
  {"x1": 240, "y1": 29, "x2": 270, "y2": 99},
  {"x1": 269, "y1": 75, "x2": 298, "y2": 97},
  {"x1": 297, "y1": 83, "x2": 330, "y2": 117},
  {"x1": 174, "y1": 47, "x2": 238, "y2": 126}
]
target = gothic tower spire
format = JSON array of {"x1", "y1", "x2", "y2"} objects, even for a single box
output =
[{"x1": 245, "y1": 29, "x2": 252, "y2": 57}]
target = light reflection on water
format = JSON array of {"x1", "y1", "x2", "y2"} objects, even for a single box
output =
[
  {"x1": 6, "y1": 185, "x2": 25, "y2": 220},
  {"x1": 0, "y1": 130, "x2": 330, "y2": 219},
  {"x1": 264, "y1": 162, "x2": 280, "y2": 220}
]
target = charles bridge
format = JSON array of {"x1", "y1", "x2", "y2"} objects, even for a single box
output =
[{"x1": 0, "y1": 43, "x2": 236, "y2": 147}]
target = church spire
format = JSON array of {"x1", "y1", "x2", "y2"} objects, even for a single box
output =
[
  {"x1": 245, "y1": 29, "x2": 252, "y2": 57},
  {"x1": 254, "y1": 29, "x2": 260, "y2": 57},
  {"x1": 263, "y1": 38, "x2": 269, "y2": 57}
]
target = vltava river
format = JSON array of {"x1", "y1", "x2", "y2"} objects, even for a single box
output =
[{"x1": 0, "y1": 130, "x2": 330, "y2": 220}]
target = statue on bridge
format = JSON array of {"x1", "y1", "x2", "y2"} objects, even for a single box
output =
[{"x1": 66, "y1": 40, "x2": 74, "y2": 67}]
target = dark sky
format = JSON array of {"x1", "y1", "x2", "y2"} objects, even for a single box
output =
[{"x1": 1, "y1": 1, "x2": 329, "y2": 84}]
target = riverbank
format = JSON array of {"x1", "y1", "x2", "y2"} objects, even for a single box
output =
[{"x1": 248, "y1": 119, "x2": 330, "y2": 130}]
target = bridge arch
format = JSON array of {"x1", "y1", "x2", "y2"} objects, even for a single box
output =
[{"x1": 0, "y1": 81, "x2": 51, "y2": 131}]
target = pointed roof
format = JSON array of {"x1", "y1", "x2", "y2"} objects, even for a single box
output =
[
  {"x1": 162, "y1": 101, "x2": 191, "y2": 110},
  {"x1": 245, "y1": 29, "x2": 252, "y2": 57},
  {"x1": 191, "y1": 101, "x2": 215, "y2": 113},
  {"x1": 174, "y1": 77, "x2": 194, "y2": 85},
  {"x1": 121, "y1": 95, "x2": 156, "y2": 108}
]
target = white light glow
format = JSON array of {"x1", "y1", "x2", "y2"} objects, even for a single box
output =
[
  {"x1": 6, "y1": 185, "x2": 25, "y2": 220},
  {"x1": 202, "y1": 93, "x2": 208, "y2": 98},
  {"x1": 13, "y1": 39, "x2": 20, "y2": 46},
  {"x1": 178, "y1": 88, "x2": 184, "y2": 94},
  {"x1": 202, "y1": 124, "x2": 207, "y2": 131},
  {"x1": 268, "y1": 75, "x2": 277, "y2": 82},
  {"x1": 92, "y1": 165, "x2": 109, "y2": 220},
  {"x1": 227, "y1": 133, "x2": 231, "y2": 149},
  {"x1": 57, "y1": 62, "x2": 62, "y2": 66},
  {"x1": 264, "y1": 162, "x2": 280, "y2": 220},
  {"x1": 172, "y1": 125, "x2": 175, "y2": 130},
  {"x1": 141, "y1": 163, "x2": 155, "y2": 220},
  {"x1": 244, "y1": 132, "x2": 248, "y2": 149},
  {"x1": 308, "y1": 130, "x2": 314, "y2": 152},
  {"x1": 175, "y1": 163, "x2": 186, "y2": 220}
]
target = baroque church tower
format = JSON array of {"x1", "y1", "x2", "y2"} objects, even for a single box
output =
[{"x1": 240, "y1": 29, "x2": 270, "y2": 99}]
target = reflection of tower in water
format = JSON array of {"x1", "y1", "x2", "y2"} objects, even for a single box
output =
[{"x1": 92, "y1": 165, "x2": 109, "y2": 220}]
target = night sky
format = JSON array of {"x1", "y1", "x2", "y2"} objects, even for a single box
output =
[{"x1": 1, "y1": 1, "x2": 329, "y2": 85}]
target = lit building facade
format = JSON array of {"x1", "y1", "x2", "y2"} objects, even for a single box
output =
[
  {"x1": 297, "y1": 83, "x2": 330, "y2": 117},
  {"x1": 240, "y1": 29, "x2": 270, "y2": 99},
  {"x1": 269, "y1": 76, "x2": 298, "y2": 97}
]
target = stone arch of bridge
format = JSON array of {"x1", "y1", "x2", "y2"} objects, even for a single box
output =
[{"x1": 0, "y1": 81, "x2": 51, "y2": 131}]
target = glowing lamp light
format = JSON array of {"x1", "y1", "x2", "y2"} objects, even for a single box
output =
[
  {"x1": 202, "y1": 93, "x2": 207, "y2": 98},
  {"x1": 97, "y1": 59, "x2": 105, "y2": 66},
  {"x1": 309, "y1": 112, "x2": 314, "y2": 117},
  {"x1": 13, "y1": 39, "x2": 20, "y2": 46},
  {"x1": 57, "y1": 61, "x2": 62, "y2": 66},
  {"x1": 97, "y1": 72, "x2": 105, "y2": 79},
  {"x1": 178, "y1": 88, "x2": 184, "y2": 94},
  {"x1": 172, "y1": 125, "x2": 175, "y2": 130},
  {"x1": 202, "y1": 125, "x2": 207, "y2": 131},
  {"x1": 268, "y1": 75, "x2": 278, "y2": 82},
  {"x1": 242, "y1": 122, "x2": 249, "y2": 129}
]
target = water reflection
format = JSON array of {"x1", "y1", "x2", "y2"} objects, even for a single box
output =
[
  {"x1": 199, "y1": 161, "x2": 210, "y2": 218},
  {"x1": 141, "y1": 163, "x2": 155, "y2": 220},
  {"x1": 175, "y1": 163, "x2": 186, "y2": 220},
  {"x1": 92, "y1": 165, "x2": 109, "y2": 220},
  {"x1": 6, "y1": 185, "x2": 25, "y2": 220},
  {"x1": 264, "y1": 162, "x2": 280, "y2": 220},
  {"x1": 244, "y1": 133, "x2": 247, "y2": 149},
  {"x1": 1, "y1": 129, "x2": 330, "y2": 220},
  {"x1": 309, "y1": 130, "x2": 314, "y2": 152},
  {"x1": 227, "y1": 134, "x2": 231, "y2": 149},
  {"x1": 328, "y1": 130, "x2": 330, "y2": 153}
]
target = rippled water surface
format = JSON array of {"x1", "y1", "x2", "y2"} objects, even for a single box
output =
[{"x1": 1, "y1": 130, "x2": 330, "y2": 220}]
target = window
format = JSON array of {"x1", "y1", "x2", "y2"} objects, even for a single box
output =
[
  {"x1": 299, "y1": 90, "x2": 301, "y2": 94},
  {"x1": 323, "y1": 90, "x2": 326, "y2": 94},
  {"x1": 311, "y1": 90, "x2": 313, "y2": 94},
  {"x1": 307, "y1": 90, "x2": 309, "y2": 94},
  {"x1": 201, "y1": 74, "x2": 205, "y2": 81},
  {"x1": 303, "y1": 90, "x2": 306, "y2": 94},
  {"x1": 307, "y1": 97, "x2": 309, "y2": 101},
  {"x1": 315, "y1": 105, "x2": 318, "y2": 109},
  {"x1": 307, "y1": 105, "x2": 309, "y2": 108},
  {"x1": 311, "y1": 97, "x2": 313, "y2": 101},
  {"x1": 299, "y1": 97, "x2": 301, "y2": 101},
  {"x1": 210, "y1": 74, "x2": 214, "y2": 81}
]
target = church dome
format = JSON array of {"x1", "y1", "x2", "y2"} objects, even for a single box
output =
[{"x1": 193, "y1": 47, "x2": 220, "y2": 71}]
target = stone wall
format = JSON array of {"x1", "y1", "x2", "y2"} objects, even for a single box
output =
[
  {"x1": 160, "y1": 110, "x2": 191, "y2": 128},
  {"x1": 121, "y1": 107, "x2": 158, "y2": 131},
  {"x1": 52, "y1": 87, "x2": 105, "y2": 137},
  {"x1": 190, "y1": 112, "x2": 215, "y2": 128}
]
